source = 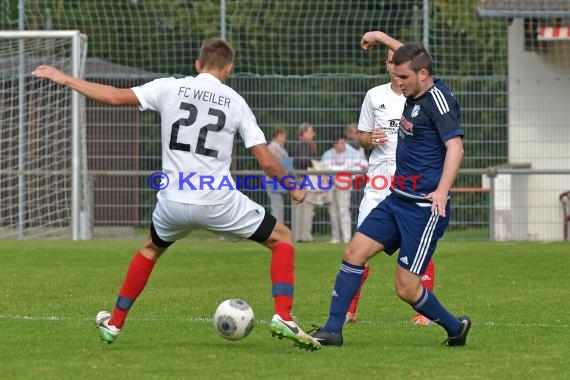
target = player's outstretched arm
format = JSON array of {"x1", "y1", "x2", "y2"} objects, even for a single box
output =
[
  {"x1": 32, "y1": 64, "x2": 139, "y2": 106},
  {"x1": 360, "y1": 31, "x2": 404, "y2": 52},
  {"x1": 250, "y1": 144, "x2": 306, "y2": 203}
]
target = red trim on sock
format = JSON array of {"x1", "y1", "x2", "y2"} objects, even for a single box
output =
[
  {"x1": 271, "y1": 243, "x2": 294, "y2": 320},
  {"x1": 421, "y1": 259, "x2": 435, "y2": 292},
  {"x1": 109, "y1": 252, "x2": 156, "y2": 328},
  {"x1": 348, "y1": 265, "x2": 370, "y2": 314}
]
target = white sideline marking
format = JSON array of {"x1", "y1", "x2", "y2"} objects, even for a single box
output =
[
  {"x1": 0, "y1": 315, "x2": 215, "y2": 322},
  {"x1": 0, "y1": 314, "x2": 567, "y2": 329}
]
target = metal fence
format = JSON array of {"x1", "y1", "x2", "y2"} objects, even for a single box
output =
[
  {"x1": 2, "y1": 0, "x2": 569, "y2": 241},
  {"x1": 50, "y1": 73, "x2": 570, "y2": 242},
  {"x1": 87, "y1": 168, "x2": 570, "y2": 242},
  {"x1": 81, "y1": 74, "x2": 500, "y2": 241}
]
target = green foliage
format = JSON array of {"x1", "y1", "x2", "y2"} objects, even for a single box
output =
[
  {"x1": 0, "y1": 0, "x2": 18, "y2": 28},
  {"x1": 2, "y1": 0, "x2": 510, "y2": 77},
  {"x1": 431, "y1": 0, "x2": 509, "y2": 76}
]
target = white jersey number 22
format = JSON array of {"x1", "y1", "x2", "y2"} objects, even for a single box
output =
[{"x1": 169, "y1": 101, "x2": 226, "y2": 159}]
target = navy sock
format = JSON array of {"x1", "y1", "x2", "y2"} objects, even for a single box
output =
[
  {"x1": 412, "y1": 287, "x2": 461, "y2": 336},
  {"x1": 323, "y1": 261, "x2": 365, "y2": 333}
]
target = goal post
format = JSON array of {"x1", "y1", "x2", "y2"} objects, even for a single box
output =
[{"x1": 0, "y1": 30, "x2": 88, "y2": 240}]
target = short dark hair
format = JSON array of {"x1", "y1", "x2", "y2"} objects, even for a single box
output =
[
  {"x1": 393, "y1": 43, "x2": 433, "y2": 76},
  {"x1": 198, "y1": 37, "x2": 235, "y2": 70},
  {"x1": 333, "y1": 134, "x2": 347, "y2": 143},
  {"x1": 271, "y1": 127, "x2": 286, "y2": 139}
]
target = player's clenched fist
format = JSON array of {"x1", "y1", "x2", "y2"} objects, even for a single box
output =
[
  {"x1": 360, "y1": 31, "x2": 383, "y2": 50},
  {"x1": 290, "y1": 189, "x2": 306, "y2": 204},
  {"x1": 370, "y1": 128, "x2": 387, "y2": 146},
  {"x1": 360, "y1": 31, "x2": 404, "y2": 53},
  {"x1": 32, "y1": 65, "x2": 68, "y2": 85}
]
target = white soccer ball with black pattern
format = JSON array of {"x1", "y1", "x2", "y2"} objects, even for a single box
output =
[{"x1": 213, "y1": 299, "x2": 255, "y2": 340}]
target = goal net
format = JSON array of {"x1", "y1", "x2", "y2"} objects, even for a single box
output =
[{"x1": 0, "y1": 31, "x2": 88, "y2": 240}]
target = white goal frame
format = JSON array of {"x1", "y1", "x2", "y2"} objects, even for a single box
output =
[{"x1": 0, "y1": 30, "x2": 87, "y2": 240}]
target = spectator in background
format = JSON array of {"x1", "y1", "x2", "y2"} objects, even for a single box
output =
[
  {"x1": 345, "y1": 122, "x2": 367, "y2": 164},
  {"x1": 293, "y1": 122, "x2": 318, "y2": 242},
  {"x1": 321, "y1": 134, "x2": 367, "y2": 244},
  {"x1": 346, "y1": 122, "x2": 367, "y2": 235},
  {"x1": 346, "y1": 123, "x2": 364, "y2": 154},
  {"x1": 267, "y1": 127, "x2": 292, "y2": 223}
]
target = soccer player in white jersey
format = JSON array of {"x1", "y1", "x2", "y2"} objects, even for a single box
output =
[
  {"x1": 345, "y1": 47, "x2": 436, "y2": 326},
  {"x1": 32, "y1": 37, "x2": 321, "y2": 351}
]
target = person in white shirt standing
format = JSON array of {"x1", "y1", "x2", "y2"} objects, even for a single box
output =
[
  {"x1": 266, "y1": 127, "x2": 291, "y2": 223},
  {"x1": 321, "y1": 134, "x2": 367, "y2": 244},
  {"x1": 346, "y1": 123, "x2": 368, "y2": 235},
  {"x1": 344, "y1": 47, "x2": 436, "y2": 326},
  {"x1": 33, "y1": 37, "x2": 321, "y2": 351}
]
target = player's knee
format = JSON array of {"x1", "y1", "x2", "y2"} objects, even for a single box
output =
[
  {"x1": 343, "y1": 243, "x2": 366, "y2": 265},
  {"x1": 274, "y1": 221, "x2": 292, "y2": 239},
  {"x1": 394, "y1": 275, "x2": 422, "y2": 303},
  {"x1": 342, "y1": 233, "x2": 378, "y2": 265},
  {"x1": 394, "y1": 280, "x2": 413, "y2": 303},
  {"x1": 140, "y1": 239, "x2": 166, "y2": 260},
  {"x1": 263, "y1": 221, "x2": 293, "y2": 247}
]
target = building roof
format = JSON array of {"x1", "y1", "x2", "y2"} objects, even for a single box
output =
[
  {"x1": 85, "y1": 58, "x2": 159, "y2": 78},
  {"x1": 0, "y1": 55, "x2": 159, "y2": 78},
  {"x1": 478, "y1": 0, "x2": 570, "y2": 18}
]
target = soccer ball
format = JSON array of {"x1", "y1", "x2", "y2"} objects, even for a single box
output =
[{"x1": 213, "y1": 299, "x2": 255, "y2": 340}]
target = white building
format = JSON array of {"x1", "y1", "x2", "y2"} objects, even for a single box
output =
[{"x1": 478, "y1": 0, "x2": 570, "y2": 240}]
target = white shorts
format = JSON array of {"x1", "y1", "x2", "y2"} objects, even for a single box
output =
[
  {"x1": 152, "y1": 192, "x2": 267, "y2": 243},
  {"x1": 357, "y1": 160, "x2": 396, "y2": 228}
]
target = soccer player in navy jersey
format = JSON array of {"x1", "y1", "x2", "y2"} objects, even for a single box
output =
[
  {"x1": 312, "y1": 30, "x2": 471, "y2": 347},
  {"x1": 345, "y1": 46, "x2": 436, "y2": 327}
]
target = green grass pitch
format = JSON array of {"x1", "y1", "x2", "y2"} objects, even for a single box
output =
[{"x1": 0, "y1": 239, "x2": 568, "y2": 379}]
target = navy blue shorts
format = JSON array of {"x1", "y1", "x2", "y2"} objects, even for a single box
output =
[{"x1": 357, "y1": 194, "x2": 450, "y2": 275}]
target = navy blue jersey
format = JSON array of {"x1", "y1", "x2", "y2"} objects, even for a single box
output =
[{"x1": 393, "y1": 79, "x2": 463, "y2": 198}]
